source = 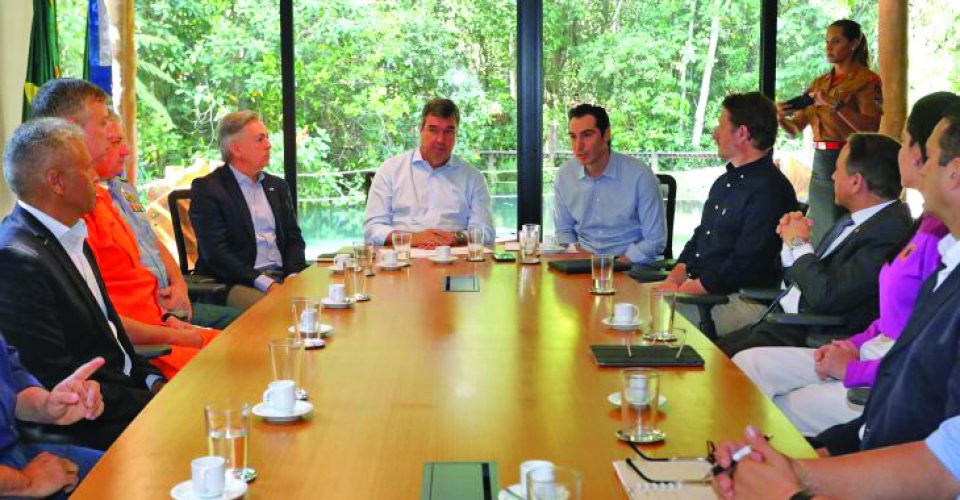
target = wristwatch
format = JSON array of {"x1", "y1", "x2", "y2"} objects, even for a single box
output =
[
  {"x1": 454, "y1": 231, "x2": 467, "y2": 246},
  {"x1": 786, "y1": 236, "x2": 807, "y2": 250},
  {"x1": 789, "y1": 489, "x2": 814, "y2": 500}
]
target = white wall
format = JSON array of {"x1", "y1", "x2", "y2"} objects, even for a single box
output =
[{"x1": 0, "y1": 1, "x2": 33, "y2": 214}]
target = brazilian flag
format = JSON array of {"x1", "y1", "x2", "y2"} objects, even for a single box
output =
[{"x1": 22, "y1": 0, "x2": 61, "y2": 121}]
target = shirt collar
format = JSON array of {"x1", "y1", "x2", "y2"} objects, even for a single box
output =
[
  {"x1": 938, "y1": 233, "x2": 960, "y2": 273},
  {"x1": 850, "y1": 200, "x2": 896, "y2": 226},
  {"x1": 725, "y1": 152, "x2": 773, "y2": 175},
  {"x1": 229, "y1": 164, "x2": 264, "y2": 187},
  {"x1": 412, "y1": 148, "x2": 455, "y2": 173},
  {"x1": 17, "y1": 200, "x2": 88, "y2": 249},
  {"x1": 578, "y1": 152, "x2": 619, "y2": 180}
]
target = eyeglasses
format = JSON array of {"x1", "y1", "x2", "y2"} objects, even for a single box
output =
[{"x1": 623, "y1": 440, "x2": 716, "y2": 486}]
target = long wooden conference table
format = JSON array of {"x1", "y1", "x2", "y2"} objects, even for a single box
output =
[{"x1": 73, "y1": 254, "x2": 815, "y2": 498}]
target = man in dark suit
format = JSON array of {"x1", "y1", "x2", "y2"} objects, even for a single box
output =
[
  {"x1": 718, "y1": 133, "x2": 913, "y2": 357},
  {"x1": 190, "y1": 111, "x2": 306, "y2": 310},
  {"x1": 816, "y1": 106, "x2": 960, "y2": 455},
  {"x1": 0, "y1": 118, "x2": 165, "y2": 450}
]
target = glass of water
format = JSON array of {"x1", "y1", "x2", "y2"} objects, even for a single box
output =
[
  {"x1": 519, "y1": 224, "x2": 540, "y2": 264},
  {"x1": 525, "y1": 465, "x2": 582, "y2": 500},
  {"x1": 391, "y1": 231, "x2": 412, "y2": 265},
  {"x1": 204, "y1": 400, "x2": 256, "y2": 481},
  {"x1": 291, "y1": 297, "x2": 323, "y2": 347},
  {"x1": 590, "y1": 254, "x2": 615, "y2": 294},
  {"x1": 647, "y1": 289, "x2": 682, "y2": 342},
  {"x1": 617, "y1": 368, "x2": 666, "y2": 443},
  {"x1": 466, "y1": 226, "x2": 486, "y2": 262},
  {"x1": 269, "y1": 338, "x2": 305, "y2": 399}
]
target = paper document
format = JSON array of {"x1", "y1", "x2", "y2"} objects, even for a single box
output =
[
  {"x1": 612, "y1": 460, "x2": 717, "y2": 499},
  {"x1": 409, "y1": 247, "x2": 493, "y2": 259}
]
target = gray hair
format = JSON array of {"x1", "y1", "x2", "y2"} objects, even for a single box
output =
[
  {"x1": 3, "y1": 118, "x2": 86, "y2": 200},
  {"x1": 218, "y1": 110, "x2": 261, "y2": 162}
]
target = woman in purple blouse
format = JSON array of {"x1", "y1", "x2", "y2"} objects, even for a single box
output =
[{"x1": 733, "y1": 91, "x2": 960, "y2": 437}]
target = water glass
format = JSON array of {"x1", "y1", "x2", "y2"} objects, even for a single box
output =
[
  {"x1": 391, "y1": 232, "x2": 412, "y2": 264},
  {"x1": 647, "y1": 289, "x2": 679, "y2": 341},
  {"x1": 618, "y1": 368, "x2": 665, "y2": 443},
  {"x1": 291, "y1": 297, "x2": 323, "y2": 345},
  {"x1": 204, "y1": 400, "x2": 256, "y2": 481},
  {"x1": 519, "y1": 223, "x2": 540, "y2": 263},
  {"x1": 466, "y1": 226, "x2": 486, "y2": 262},
  {"x1": 344, "y1": 262, "x2": 369, "y2": 301},
  {"x1": 525, "y1": 465, "x2": 582, "y2": 500},
  {"x1": 590, "y1": 254, "x2": 615, "y2": 294},
  {"x1": 269, "y1": 338, "x2": 304, "y2": 397}
]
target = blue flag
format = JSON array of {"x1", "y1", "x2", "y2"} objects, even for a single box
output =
[{"x1": 83, "y1": 0, "x2": 112, "y2": 95}]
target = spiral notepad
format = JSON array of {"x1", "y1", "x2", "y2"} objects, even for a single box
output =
[{"x1": 612, "y1": 460, "x2": 717, "y2": 499}]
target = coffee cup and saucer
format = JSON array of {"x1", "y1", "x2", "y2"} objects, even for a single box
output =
[
  {"x1": 252, "y1": 380, "x2": 313, "y2": 423},
  {"x1": 499, "y1": 460, "x2": 554, "y2": 500},
  {"x1": 376, "y1": 249, "x2": 409, "y2": 270},
  {"x1": 170, "y1": 456, "x2": 248, "y2": 500},
  {"x1": 328, "y1": 253, "x2": 352, "y2": 274},
  {"x1": 429, "y1": 246, "x2": 457, "y2": 264},
  {"x1": 322, "y1": 284, "x2": 354, "y2": 309},
  {"x1": 602, "y1": 303, "x2": 645, "y2": 331},
  {"x1": 285, "y1": 325, "x2": 331, "y2": 348}
]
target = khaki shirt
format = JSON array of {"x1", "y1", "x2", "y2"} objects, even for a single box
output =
[{"x1": 791, "y1": 67, "x2": 883, "y2": 142}]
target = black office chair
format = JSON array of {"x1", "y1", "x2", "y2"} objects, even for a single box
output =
[
  {"x1": 363, "y1": 171, "x2": 376, "y2": 202},
  {"x1": 167, "y1": 189, "x2": 228, "y2": 304},
  {"x1": 655, "y1": 173, "x2": 677, "y2": 261}
]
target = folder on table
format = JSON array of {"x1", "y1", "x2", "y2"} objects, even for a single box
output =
[
  {"x1": 590, "y1": 345, "x2": 704, "y2": 367},
  {"x1": 548, "y1": 259, "x2": 631, "y2": 274}
]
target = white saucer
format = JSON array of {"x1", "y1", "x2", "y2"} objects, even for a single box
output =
[
  {"x1": 321, "y1": 298, "x2": 354, "y2": 309},
  {"x1": 602, "y1": 316, "x2": 645, "y2": 331},
  {"x1": 589, "y1": 287, "x2": 615, "y2": 295},
  {"x1": 519, "y1": 258, "x2": 540, "y2": 265},
  {"x1": 328, "y1": 265, "x2": 345, "y2": 274},
  {"x1": 252, "y1": 400, "x2": 313, "y2": 422},
  {"x1": 287, "y1": 324, "x2": 334, "y2": 338},
  {"x1": 607, "y1": 391, "x2": 668, "y2": 408},
  {"x1": 539, "y1": 245, "x2": 566, "y2": 254},
  {"x1": 170, "y1": 475, "x2": 248, "y2": 499},
  {"x1": 429, "y1": 256, "x2": 457, "y2": 264},
  {"x1": 498, "y1": 484, "x2": 524, "y2": 499},
  {"x1": 377, "y1": 261, "x2": 409, "y2": 270}
]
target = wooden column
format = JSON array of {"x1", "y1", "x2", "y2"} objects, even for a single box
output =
[
  {"x1": 878, "y1": 0, "x2": 908, "y2": 138},
  {"x1": 106, "y1": 0, "x2": 137, "y2": 184}
]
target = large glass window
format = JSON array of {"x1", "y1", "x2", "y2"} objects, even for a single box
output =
[
  {"x1": 294, "y1": 0, "x2": 517, "y2": 256},
  {"x1": 542, "y1": 0, "x2": 760, "y2": 258}
]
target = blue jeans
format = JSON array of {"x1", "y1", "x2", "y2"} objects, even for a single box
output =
[{"x1": 0, "y1": 442, "x2": 102, "y2": 499}]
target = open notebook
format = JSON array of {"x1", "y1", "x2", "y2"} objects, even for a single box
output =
[{"x1": 612, "y1": 459, "x2": 717, "y2": 499}]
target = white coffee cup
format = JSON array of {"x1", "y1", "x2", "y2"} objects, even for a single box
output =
[
  {"x1": 381, "y1": 249, "x2": 398, "y2": 266},
  {"x1": 436, "y1": 246, "x2": 452, "y2": 260},
  {"x1": 298, "y1": 308, "x2": 318, "y2": 334},
  {"x1": 332, "y1": 253, "x2": 351, "y2": 269},
  {"x1": 626, "y1": 376, "x2": 650, "y2": 406},
  {"x1": 328, "y1": 283, "x2": 346, "y2": 303},
  {"x1": 520, "y1": 460, "x2": 554, "y2": 497},
  {"x1": 191, "y1": 456, "x2": 226, "y2": 498},
  {"x1": 613, "y1": 303, "x2": 640, "y2": 324},
  {"x1": 263, "y1": 379, "x2": 296, "y2": 413}
]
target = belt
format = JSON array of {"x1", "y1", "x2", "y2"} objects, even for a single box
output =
[{"x1": 813, "y1": 141, "x2": 846, "y2": 151}]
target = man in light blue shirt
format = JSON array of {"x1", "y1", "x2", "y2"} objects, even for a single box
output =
[
  {"x1": 364, "y1": 98, "x2": 494, "y2": 248},
  {"x1": 553, "y1": 104, "x2": 666, "y2": 264}
]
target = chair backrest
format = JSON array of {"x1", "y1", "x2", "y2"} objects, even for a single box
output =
[
  {"x1": 167, "y1": 188, "x2": 199, "y2": 275},
  {"x1": 656, "y1": 173, "x2": 677, "y2": 260}
]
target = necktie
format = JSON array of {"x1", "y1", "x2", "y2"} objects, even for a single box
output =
[{"x1": 816, "y1": 214, "x2": 855, "y2": 258}]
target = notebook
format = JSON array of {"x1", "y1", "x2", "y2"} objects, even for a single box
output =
[
  {"x1": 590, "y1": 345, "x2": 704, "y2": 367},
  {"x1": 612, "y1": 460, "x2": 717, "y2": 499},
  {"x1": 547, "y1": 259, "x2": 631, "y2": 274}
]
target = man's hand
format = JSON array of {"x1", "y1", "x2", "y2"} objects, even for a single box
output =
[
  {"x1": 713, "y1": 426, "x2": 803, "y2": 500},
  {"x1": 157, "y1": 282, "x2": 192, "y2": 321},
  {"x1": 615, "y1": 255, "x2": 631, "y2": 265},
  {"x1": 45, "y1": 358, "x2": 105, "y2": 425},
  {"x1": 815, "y1": 340, "x2": 858, "y2": 380},
  {"x1": 411, "y1": 229, "x2": 456, "y2": 249},
  {"x1": 150, "y1": 380, "x2": 166, "y2": 395},
  {"x1": 15, "y1": 453, "x2": 79, "y2": 497},
  {"x1": 663, "y1": 263, "x2": 687, "y2": 286},
  {"x1": 678, "y1": 278, "x2": 707, "y2": 294},
  {"x1": 163, "y1": 317, "x2": 205, "y2": 348},
  {"x1": 778, "y1": 212, "x2": 813, "y2": 244}
]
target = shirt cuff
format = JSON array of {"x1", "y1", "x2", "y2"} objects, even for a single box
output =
[
  {"x1": 625, "y1": 244, "x2": 655, "y2": 265},
  {"x1": 790, "y1": 242, "x2": 815, "y2": 260},
  {"x1": 146, "y1": 374, "x2": 164, "y2": 391},
  {"x1": 926, "y1": 416, "x2": 960, "y2": 480},
  {"x1": 254, "y1": 274, "x2": 276, "y2": 293},
  {"x1": 780, "y1": 243, "x2": 795, "y2": 267}
]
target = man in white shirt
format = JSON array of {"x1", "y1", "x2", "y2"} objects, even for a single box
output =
[{"x1": 364, "y1": 98, "x2": 494, "y2": 248}]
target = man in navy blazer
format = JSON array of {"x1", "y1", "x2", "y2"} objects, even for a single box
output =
[
  {"x1": 816, "y1": 107, "x2": 960, "y2": 455},
  {"x1": 190, "y1": 111, "x2": 307, "y2": 310},
  {"x1": 0, "y1": 118, "x2": 165, "y2": 450}
]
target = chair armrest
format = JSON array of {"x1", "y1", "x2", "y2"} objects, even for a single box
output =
[
  {"x1": 134, "y1": 344, "x2": 173, "y2": 359},
  {"x1": 766, "y1": 313, "x2": 846, "y2": 326},
  {"x1": 676, "y1": 293, "x2": 730, "y2": 306},
  {"x1": 846, "y1": 387, "x2": 870, "y2": 406},
  {"x1": 740, "y1": 288, "x2": 782, "y2": 302},
  {"x1": 647, "y1": 259, "x2": 677, "y2": 271},
  {"x1": 187, "y1": 282, "x2": 228, "y2": 295}
]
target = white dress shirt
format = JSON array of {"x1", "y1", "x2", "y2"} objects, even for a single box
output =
[
  {"x1": 363, "y1": 149, "x2": 495, "y2": 245},
  {"x1": 18, "y1": 201, "x2": 133, "y2": 376},
  {"x1": 935, "y1": 234, "x2": 960, "y2": 291},
  {"x1": 779, "y1": 200, "x2": 895, "y2": 313}
]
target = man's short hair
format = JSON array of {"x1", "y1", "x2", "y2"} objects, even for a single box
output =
[
  {"x1": 568, "y1": 104, "x2": 611, "y2": 138},
  {"x1": 3, "y1": 118, "x2": 86, "y2": 200},
  {"x1": 937, "y1": 104, "x2": 960, "y2": 167},
  {"x1": 844, "y1": 133, "x2": 902, "y2": 200},
  {"x1": 218, "y1": 110, "x2": 261, "y2": 162},
  {"x1": 721, "y1": 92, "x2": 778, "y2": 151},
  {"x1": 420, "y1": 98, "x2": 460, "y2": 128},
  {"x1": 30, "y1": 78, "x2": 108, "y2": 122}
]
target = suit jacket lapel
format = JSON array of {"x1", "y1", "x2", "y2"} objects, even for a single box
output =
[
  {"x1": 218, "y1": 166, "x2": 256, "y2": 242},
  {"x1": 820, "y1": 202, "x2": 906, "y2": 263}
]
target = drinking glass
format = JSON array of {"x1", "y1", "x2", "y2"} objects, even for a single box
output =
[
  {"x1": 525, "y1": 465, "x2": 582, "y2": 500},
  {"x1": 344, "y1": 261, "x2": 369, "y2": 301},
  {"x1": 291, "y1": 297, "x2": 323, "y2": 347},
  {"x1": 391, "y1": 231, "x2": 412, "y2": 265},
  {"x1": 466, "y1": 226, "x2": 486, "y2": 262},
  {"x1": 590, "y1": 254, "x2": 615, "y2": 294},
  {"x1": 204, "y1": 400, "x2": 257, "y2": 481},
  {"x1": 617, "y1": 368, "x2": 666, "y2": 443},
  {"x1": 269, "y1": 338, "x2": 305, "y2": 399},
  {"x1": 519, "y1": 223, "x2": 540, "y2": 264},
  {"x1": 647, "y1": 289, "x2": 681, "y2": 342}
]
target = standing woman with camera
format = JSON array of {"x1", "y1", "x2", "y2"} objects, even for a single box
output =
[{"x1": 778, "y1": 19, "x2": 883, "y2": 245}]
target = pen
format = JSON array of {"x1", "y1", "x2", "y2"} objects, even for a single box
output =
[{"x1": 709, "y1": 435, "x2": 773, "y2": 476}]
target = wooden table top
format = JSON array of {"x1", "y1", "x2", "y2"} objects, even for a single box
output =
[{"x1": 73, "y1": 254, "x2": 814, "y2": 499}]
